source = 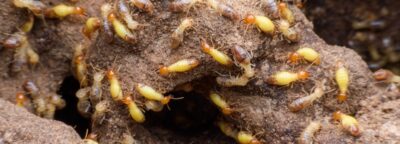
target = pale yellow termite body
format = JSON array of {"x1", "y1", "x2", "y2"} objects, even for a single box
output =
[
  {"x1": 201, "y1": 40, "x2": 233, "y2": 66},
  {"x1": 333, "y1": 111, "x2": 361, "y2": 137},
  {"x1": 217, "y1": 76, "x2": 249, "y2": 87},
  {"x1": 45, "y1": 4, "x2": 85, "y2": 19},
  {"x1": 298, "y1": 121, "x2": 322, "y2": 144},
  {"x1": 237, "y1": 131, "x2": 261, "y2": 144},
  {"x1": 108, "y1": 13, "x2": 136, "y2": 43},
  {"x1": 209, "y1": 92, "x2": 232, "y2": 115},
  {"x1": 295, "y1": 48, "x2": 320, "y2": 64},
  {"x1": 82, "y1": 17, "x2": 101, "y2": 39},
  {"x1": 335, "y1": 61, "x2": 349, "y2": 103},
  {"x1": 122, "y1": 96, "x2": 145, "y2": 123},
  {"x1": 266, "y1": 71, "x2": 309, "y2": 86},
  {"x1": 106, "y1": 70, "x2": 123, "y2": 101},
  {"x1": 278, "y1": 3, "x2": 294, "y2": 25},
  {"x1": 13, "y1": 0, "x2": 46, "y2": 16},
  {"x1": 244, "y1": 15, "x2": 275, "y2": 35},
  {"x1": 136, "y1": 83, "x2": 171, "y2": 105},
  {"x1": 159, "y1": 58, "x2": 200, "y2": 76},
  {"x1": 21, "y1": 14, "x2": 34, "y2": 33}
]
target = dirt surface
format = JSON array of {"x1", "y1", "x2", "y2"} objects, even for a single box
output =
[{"x1": 0, "y1": 0, "x2": 399, "y2": 144}]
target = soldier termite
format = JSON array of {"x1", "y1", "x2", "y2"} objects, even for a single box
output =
[
  {"x1": 243, "y1": 14, "x2": 275, "y2": 35},
  {"x1": 135, "y1": 83, "x2": 172, "y2": 105},
  {"x1": 12, "y1": 0, "x2": 46, "y2": 16},
  {"x1": 261, "y1": 0, "x2": 279, "y2": 18},
  {"x1": 82, "y1": 17, "x2": 101, "y2": 39},
  {"x1": 277, "y1": 20, "x2": 299, "y2": 42},
  {"x1": 266, "y1": 70, "x2": 310, "y2": 86},
  {"x1": 106, "y1": 69, "x2": 123, "y2": 101},
  {"x1": 44, "y1": 4, "x2": 85, "y2": 19},
  {"x1": 278, "y1": 2, "x2": 294, "y2": 25},
  {"x1": 15, "y1": 92, "x2": 27, "y2": 107},
  {"x1": 169, "y1": 0, "x2": 199, "y2": 12},
  {"x1": 122, "y1": 95, "x2": 145, "y2": 123},
  {"x1": 335, "y1": 61, "x2": 349, "y2": 103},
  {"x1": 205, "y1": 0, "x2": 240, "y2": 21},
  {"x1": 171, "y1": 18, "x2": 194, "y2": 49},
  {"x1": 298, "y1": 121, "x2": 322, "y2": 144},
  {"x1": 90, "y1": 72, "x2": 105, "y2": 103},
  {"x1": 288, "y1": 47, "x2": 320, "y2": 65},
  {"x1": 117, "y1": 0, "x2": 140, "y2": 30},
  {"x1": 100, "y1": 3, "x2": 114, "y2": 43},
  {"x1": 373, "y1": 69, "x2": 400, "y2": 83},
  {"x1": 108, "y1": 13, "x2": 137, "y2": 44},
  {"x1": 201, "y1": 40, "x2": 233, "y2": 66},
  {"x1": 288, "y1": 80, "x2": 325, "y2": 112},
  {"x1": 76, "y1": 87, "x2": 92, "y2": 118},
  {"x1": 129, "y1": 0, "x2": 155, "y2": 14},
  {"x1": 333, "y1": 111, "x2": 362, "y2": 137},
  {"x1": 209, "y1": 92, "x2": 232, "y2": 115},
  {"x1": 159, "y1": 58, "x2": 200, "y2": 76}
]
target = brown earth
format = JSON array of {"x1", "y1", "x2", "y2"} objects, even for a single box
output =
[{"x1": 0, "y1": 0, "x2": 399, "y2": 144}]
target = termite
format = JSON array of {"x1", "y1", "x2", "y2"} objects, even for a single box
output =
[
  {"x1": 237, "y1": 131, "x2": 261, "y2": 144},
  {"x1": 90, "y1": 72, "x2": 105, "y2": 103},
  {"x1": 129, "y1": 0, "x2": 155, "y2": 14},
  {"x1": 82, "y1": 17, "x2": 101, "y2": 39},
  {"x1": 288, "y1": 47, "x2": 320, "y2": 65},
  {"x1": 2, "y1": 33, "x2": 24, "y2": 49},
  {"x1": 298, "y1": 121, "x2": 322, "y2": 144},
  {"x1": 333, "y1": 111, "x2": 362, "y2": 137},
  {"x1": 217, "y1": 120, "x2": 238, "y2": 138},
  {"x1": 262, "y1": 0, "x2": 279, "y2": 18},
  {"x1": 144, "y1": 100, "x2": 164, "y2": 112},
  {"x1": 216, "y1": 75, "x2": 249, "y2": 87},
  {"x1": 231, "y1": 46, "x2": 254, "y2": 78},
  {"x1": 278, "y1": 2, "x2": 294, "y2": 25},
  {"x1": 93, "y1": 100, "x2": 109, "y2": 124},
  {"x1": 12, "y1": 0, "x2": 46, "y2": 16},
  {"x1": 23, "y1": 80, "x2": 40, "y2": 98},
  {"x1": 169, "y1": 0, "x2": 199, "y2": 12},
  {"x1": 171, "y1": 18, "x2": 194, "y2": 49},
  {"x1": 201, "y1": 40, "x2": 233, "y2": 66},
  {"x1": 288, "y1": 81, "x2": 325, "y2": 112},
  {"x1": 45, "y1": 4, "x2": 85, "y2": 19},
  {"x1": 100, "y1": 3, "x2": 114, "y2": 43},
  {"x1": 117, "y1": 0, "x2": 140, "y2": 30},
  {"x1": 373, "y1": 69, "x2": 400, "y2": 83},
  {"x1": 335, "y1": 61, "x2": 349, "y2": 103},
  {"x1": 11, "y1": 40, "x2": 28, "y2": 73},
  {"x1": 15, "y1": 92, "x2": 27, "y2": 107},
  {"x1": 206, "y1": 0, "x2": 240, "y2": 21},
  {"x1": 277, "y1": 20, "x2": 299, "y2": 42},
  {"x1": 266, "y1": 70, "x2": 310, "y2": 86},
  {"x1": 7, "y1": 32, "x2": 39, "y2": 72},
  {"x1": 21, "y1": 14, "x2": 35, "y2": 33},
  {"x1": 32, "y1": 97, "x2": 47, "y2": 117},
  {"x1": 49, "y1": 94, "x2": 66, "y2": 109},
  {"x1": 159, "y1": 58, "x2": 200, "y2": 76},
  {"x1": 135, "y1": 83, "x2": 172, "y2": 105},
  {"x1": 209, "y1": 92, "x2": 232, "y2": 115},
  {"x1": 106, "y1": 69, "x2": 123, "y2": 101},
  {"x1": 122, "y1": 95, "x2": 145, "y2": 123},
  {"x1": 74, "y1": 55, "x2": 88, "y2": 87},
  {"x1": 83, "y1": 133, "x2": 99, "y2": 144},
  {"x1": 76, "y1": 87, "x2": 92, "y2": 118},
  {"x1": 243, "y1": 14, "x2": 275, "y2": 35},
  {"x1": 44, "y1": 103, "x2": 56, "y2": 118},
  {"x1": 25, "y1": 42, "x2": 39, "y2": 66},
  {"x1": 108, "y1": 13, "x2": 137, "y2": 43}
]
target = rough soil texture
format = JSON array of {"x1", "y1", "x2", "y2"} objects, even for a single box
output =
[{"x1": 0, "y1": 0, "x2": 399, "y2": 144}]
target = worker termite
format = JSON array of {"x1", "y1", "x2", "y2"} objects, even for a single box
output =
[
  {"x1": 201, "y1": 40, "x2": 233, "y2": 66},
  {"x1": 209, "y1": 92, "x2": 233, "y2": 115},
  {"x1": 333, "y1": 111, "x2": 362, "y2": 137},
  {"x1": 23, "y1": 80, "x2": 40, "y2": 98},
  {"x1": 108, "y1": 13, "x2": 137, "y2": 44},
  {"x1": 93, "y1": 100, "x2": 109, "y2": 124},
  {"x1": 135, "y1": 83, "x2": 172, "y2": 105},
  {"x1": 217, "y1": 76, "x2": 250, "y2": 87},
  {"x1": 8, "y1": 32, "x2": 39, "y2": 73},
  {"x1": 117, "y1": 0, "x2": 140, "y2": 30},
  {"x1": 144, "y1": 100, "x2": 164, "y2": 112},
  {"x1": 45, "y1": 4, "x2": 85, "y2": 19},
  {"x1": 261, "y1": 0, "x2": 279, "y2": 18},
  {"x1": 277, "y1": 20, "x2": 299, "y2": 42},
  {"x1": 171, "y1": 18, "x2": 194, "y2": 49},
  {"x1": 122, "y1": 95, "x2": 145, "y2": 123},
  {"x1": 169, "y1": 0, "x2": 199, "y2": 12},
  {"x1": 100, "y1": 4, "x2": 114, "y2": 43},
  {"x1": 237, "y1": 131, "x2": 261, "y2": 144},
  {"x1": 106, "y1": 69, "x2": 123, "y2": 101},
  {"x1": 129, "y1": 0, "x2": 155, "y2": 14},
  {"x1": 206, "y1": 0, "x2": 240, "y2": 21},
  {"x1": 288, "y1": 47, "x2": 320, "y2": 65},
  {"x1": 266, "y1": 70, "x2": 310, "y2": 86},
  {"x1": 76, "y1": 87, "x2": 92, "y2": 118},
  {"x1": 83, "y1": 133, "x2": 99, "y2": 144},
  {"x1": 335, "y1": 61, "x2": 349, "y2": 103},
  {"x1": 15, "y1": 92, "x2": 27, "y2": 107},
  {"x1": 278, "y1": 2, "x2": 294, "y2": 25},
  {"x1": 159, "y1": 58, "x2": 200, "y2": 76},
  {"x1": 90, "y1": 72, "x2": 105, "y2": 103},
  {"x1": 73, "y1": 55, "x2": 88, "y2": 87},
  {"x1": 243, "y1": 14, "x2": 275, "y2": 35},
  {"x1": 12, "y1": 0, "x2": 46, "y2": 16},
  {"x1": 21, "y1": 14, "x2": 35, "y2": 33},
  {"x1": 298, "y1": 121, "x2": 322, "y2": 144},
  {"x1": 288, "y1": 81, "x2": 325, "y2": 112},
  {"x1": 373, "y1": 69, "x2": 400, "y2": 83},
  {"x1": 82, "y1": 17, "x2": 101, "y2": 39}
]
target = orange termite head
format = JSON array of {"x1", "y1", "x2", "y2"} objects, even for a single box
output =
[
  {"x1": 288, "y1": 52, "x2": 300, "y2": 64},
  {"x1": 222, "y1": 107, "x2": 233, "y2": 115},
  {"x1": 74, "y1": 7, "x2": 85, "y2": 15},
  {"x1": 75, "y1": 55, "x2": 85, "y2": 64},
  {"x1": 243, "y1": 14, "x2": 256, "y2": 24},
  {"x1": 160, "y1": 95, "x2": 172, "y2": 105},
  {"x1": 121, "y1": 95, "x2": 133, "y2": 105},
  {"x1": 200, "y1": 40, "x2": 211, "y2": 53},
  {"x1": 279, "y1": 2, "x2": 287, "y2": 10},
  {"x1": 335, "y1": 61, "x2": 345, "y2": 69},
  {"x1": 332, "y1": 111, "x2": 342, "y2": 121},
  {"x1": 106, "y1": 69, "x2": 115, "y2": 79},
  {"x1": 373, "y1": 69, "x2": 392, "y2": 81},
  {"x1": 159, "y1": 66, "x2": 169, "y2": 76},
  {"x1": 107, "y1": 13, "x2": 117, "y2": 22},
  {"x1": 297, "y1": 71, "x2": 309, "y2": 80},
  {"x1": 337, "y1": 93, "x2": 347, "y2": 103},
  {"x1": 16, "y1": 92, "x2": 26, "y2": 102},
  {"x1": 86, "y1": 133, "x2": 98, "y2": 140},
  {"x1": 250, "y1": 139, "x2": 262, "y2": 144}
]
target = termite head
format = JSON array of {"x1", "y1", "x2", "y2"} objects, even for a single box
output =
[
  {"x1": 288, "y1": 52, "x2": 300, "y2": 64},
  {"x1": 106, "y1": 69, "x2": 115, "y2": 80},
  {"x1": 222, "y1": 107, "x2": 233, "y2": 115},
  {"x1": 278, "y1": 2, "x2": 287, "y2": 10},
  {"x1": 337, "y1": 93, "x2": 347, "y2": 103},
  {"x1": 160, "y1": 95, "x2": 172, "y2": 105},
  {"x1": 159, "y1": 66, "x2": 169, "y2": 76},
  {"x1": 74, "y1": 7, "x2": 85, "y2": 15},
  {"x1": 107, "y1": 13, "x2": 117, "y2": 22},
  {"x1": 332, "y1": 111, "x2": 342, "y2": 121},
  {"x1": 200, "y1": 40, "x2": 212, "y2": 53},
  {"x1": 74, "y1": 55, "x2": 85, "y2": 64},
  {"x1": 373, "y1": 69, "x2": 393, "y2": 81},
  {"x1": 122, "y1": 95, "x2": 133, "y2": 105},
  {"x1": 15, "y1": 92, "x2": 26, "y2": 106},
  {"x1": 243, "y1": 14, "x2": 256, "y2": 24},
  {"x1": 297, "y1": 70, "x2": 309, "y2": 80}
]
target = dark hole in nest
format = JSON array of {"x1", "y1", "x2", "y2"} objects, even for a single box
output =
[{"x1": 54, "y1": 76, "x2": 90, "y2": 138}]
